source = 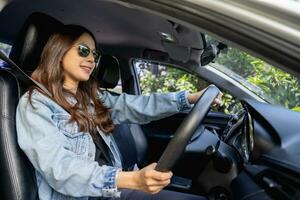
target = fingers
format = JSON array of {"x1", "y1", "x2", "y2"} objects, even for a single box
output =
[
  {"x1": 217, "y1": 91, "x2": 223, "y2": 100},
  {"x1": 143, "y1": 177, "x2": 171, "y2": 187},
  {"x1": 212, "y1": 91, "x2": 223, "y2": 107},
  {"x1": 190, "y1": 88, "x2": 223, "y2": 106},
  {"x1": 143, "y1": 163, "x2": 173, "y2": 181},
  {"x1": 147, "y1": 182, "x2": 173, "y2": 194},
  {"x1": 144, "y1": 162, "x2": 157, "y2": 170},
  {"x1": 142, "y1": 178, "x2": 171, "y2": 194},
  {"x1": 139, "y1": 163, "x2": 173, "y2": 194},
  {"x1": 150, "y1": 170, "x2": 173, "y2": 181}
]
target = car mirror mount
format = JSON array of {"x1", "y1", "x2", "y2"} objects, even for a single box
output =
[{"x1": 200, "y1": 43, "x2": 228, "y2": 66}]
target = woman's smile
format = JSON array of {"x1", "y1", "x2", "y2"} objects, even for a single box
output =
[{"x1": 80, "y1": 64, "x2": 93, "y2": 74}]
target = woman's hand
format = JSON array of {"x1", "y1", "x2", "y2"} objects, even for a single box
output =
[
  {"x1": 135, "y1": 163, "x2": 172, "y2": 194},
  {"x1": 117, "y1": 163, "x2": 172, "y2": 194},
  {"x1": 187, "y1": 86, "x2": 223, "y2": 107}
]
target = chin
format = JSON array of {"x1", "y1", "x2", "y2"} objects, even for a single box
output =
[{"x1": 78, "y1": 75, "x2": 91, "y2": 82}]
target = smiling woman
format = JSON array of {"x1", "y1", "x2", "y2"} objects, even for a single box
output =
[
  {"x1": 14, "y1": 18, "x2": 212, "y2": 200},
  {"x1": 28, "y1": 25, "x2": 113, "y2": 135},
  {"x1": 1, "y1": 1, "x2": 300, "y2": 200},
  {"x1": 61, "y1": 33, "x2": 99, "y2": 91}
]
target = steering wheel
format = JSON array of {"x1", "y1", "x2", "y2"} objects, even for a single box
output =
[{"x1": 155, "y1": 85, "x2": 220, "y2": 172}]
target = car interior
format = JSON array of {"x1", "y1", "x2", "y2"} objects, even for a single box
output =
[
  {"x1": 1, "y1": 1, "x2": 300, "y2": 200},
  {"x1": 0, "y1": 11, "x2": 152, "y2": 199}
]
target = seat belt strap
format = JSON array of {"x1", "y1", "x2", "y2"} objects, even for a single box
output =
[{"x1": 0, "y1": 50, "x2": 52, "y2": 97}]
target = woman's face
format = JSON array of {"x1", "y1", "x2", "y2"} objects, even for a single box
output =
[{"x1": 62, "y1": 32, "x2": 97, "y2": 87}]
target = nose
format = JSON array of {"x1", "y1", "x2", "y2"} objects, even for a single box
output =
[{"x1": 87, "y1": 53, "x2": 94, "y2": 63}]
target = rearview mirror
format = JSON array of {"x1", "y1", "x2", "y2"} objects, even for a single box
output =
[{"x1": 201, "y1": 43, "x2": 227, "y2": 66}]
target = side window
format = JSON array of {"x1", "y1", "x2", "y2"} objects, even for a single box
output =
[
  {"x1": 133, "y1": 59, "x2": 209, "y2": 95},
  {"x1": 0, "y1": 42, "x2": 12, "y2": 68},
  {"x1": 133, "y1": 59, "x2": 242, "y2": 114}
]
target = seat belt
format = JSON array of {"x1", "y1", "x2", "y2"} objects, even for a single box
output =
[{"x1": 0, "y1": 50, "x2": 52, "y2": 97}]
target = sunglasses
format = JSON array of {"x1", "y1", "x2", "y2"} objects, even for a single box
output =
[{"x1": 76, "y1": 44, "x2": 100, "y2": 63}]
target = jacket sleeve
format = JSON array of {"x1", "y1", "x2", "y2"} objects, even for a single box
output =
[
  {"x1": 98, "y1": 90, "x2": 192, "y2": 124},
  {"x1": 16, "y1": 93, "x2": 120, "y2": 198}
]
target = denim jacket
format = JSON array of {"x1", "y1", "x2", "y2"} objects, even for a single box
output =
[{"x1": 16, "y1": 90, "x2": 191, "y2": 200}]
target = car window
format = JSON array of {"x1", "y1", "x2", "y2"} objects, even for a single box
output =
[
  {"x1": 133, "y1": 59, "x2": 242, "y2": 114},
  {"x1": 0, "y1": 42, "x2": 12, "y2": 68},
  {"x1": 134, "y1": 59, "x2": 209, "y2": 94},
  {"x1": 210, "y1": 43, "x2": 300, "y2": 112}
]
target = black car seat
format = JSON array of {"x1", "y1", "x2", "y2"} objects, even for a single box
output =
[
  {"x1": 97, "y1": 54, "x2": 148, "y2": 171},
  {"x1": 0, "y1": 12, "x2": 63, "y2": 200},
  {"x1": 0, "y1": 12, "x2": 148, "y2": 200}
]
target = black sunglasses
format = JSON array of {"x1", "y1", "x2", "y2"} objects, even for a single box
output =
[{"x1": 77, "y1": 44, "x2": 100, "y2": 63}]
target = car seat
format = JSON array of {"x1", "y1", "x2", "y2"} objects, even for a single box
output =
[
  {"x1": 97, "y1": 54, "x2": 148, "y2": 171},
  {"x1": 0, "y1": 12, "x2": 148, "y2": 199},
  {"x1": 0, "y1": 12, "x2": 63, "y2": 200}
]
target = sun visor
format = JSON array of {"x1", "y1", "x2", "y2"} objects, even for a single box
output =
[
  {"x1": 162, "y1": 41, "x2": 203, "y2": 65},
  {"x1": 158, "y1": 25, "x2": 206, "y2": 66},
  {"x1": 143, "y1": 47, "x2": 203, "y2": 70},
  {"x1": 162, "y1": 42, "x2": 190, "y2": 62}
]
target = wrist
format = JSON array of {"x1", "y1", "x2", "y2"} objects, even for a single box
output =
[{"x1": 116, "y1": 171, "x2": 140, "y2": 190}]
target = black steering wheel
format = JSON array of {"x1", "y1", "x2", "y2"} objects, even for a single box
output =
[{"x1": 155, "y1": 85, "x2": 220, "y2": 172}]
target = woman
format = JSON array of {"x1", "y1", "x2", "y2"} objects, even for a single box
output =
[{"x1": 16, "y1": 24, "x2": 221, "y2": 200}]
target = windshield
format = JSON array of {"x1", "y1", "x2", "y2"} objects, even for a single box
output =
[{"x1": 211, "y1": 46, "x2": 300, "y2": 111}]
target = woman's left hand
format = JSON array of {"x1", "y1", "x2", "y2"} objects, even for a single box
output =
[{"x1": 187, "y1": 87, "x2": 223, "y2": 107}]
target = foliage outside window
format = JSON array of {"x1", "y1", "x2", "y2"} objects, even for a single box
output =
[
  {"x1": 214, "y1": 47, "x2": 300, "y2": 112},
  {"x1": 134, "y1": 60, "x2": 208, "y2": 95},
  {"x1": 134, "y1": 60, "x2": 237, "y2": 114},
  {"x1": 135, "y1": 60, "x2": 208, "y2": 95},
  {"x1": 134, "y1": 60, "x2": 241, "y2": 113}
]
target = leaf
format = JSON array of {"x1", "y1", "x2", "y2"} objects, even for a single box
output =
[{"x1": 292, "y1": 107, "x2": 300, "y2": 112}]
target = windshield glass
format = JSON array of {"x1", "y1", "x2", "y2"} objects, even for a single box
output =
[{"x1": 212, "y1": 46, "x2": 300, "y2": 111}]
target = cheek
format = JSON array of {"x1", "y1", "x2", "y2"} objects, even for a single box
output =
[{"x1": 62, "y1": 52, "x2": 80, "y2": 72}]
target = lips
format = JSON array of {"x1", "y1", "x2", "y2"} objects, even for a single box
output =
[{"x1": 80, "y1": 65, "x2": 93, "y2": 74}]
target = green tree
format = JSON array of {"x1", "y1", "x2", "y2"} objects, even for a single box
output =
[
  {"x1": 138, "y1": 63, "x2": 208, "y2": 95},
  {"x1": 137, "y1": 43, "x2": 300, "y2": 114},
  {"x1": 216, "y1": 47, "x2": 300, "y2": 110}
]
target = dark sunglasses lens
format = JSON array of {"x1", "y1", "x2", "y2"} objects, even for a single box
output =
[
  {"x1": 93, "y1": 52, "x2": 100, "y2": 63},
  {"x1": 78, "y1": 45, "x2": 100, "y2": 63},
  {"x1": 78, "y1": 45, "x2": 90, "y2": 57}
]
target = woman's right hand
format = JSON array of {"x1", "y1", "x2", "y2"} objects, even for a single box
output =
[
  {"x1": 135, "y1": 163, "x2": 173, "y2": 194},
  {"x1": 117, "y1": 163, "x2": 173, "y2": 194}
]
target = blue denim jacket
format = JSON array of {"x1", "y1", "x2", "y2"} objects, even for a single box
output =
[{"x1": 16, "y1": 90, "x2": 191, "y2": 200}]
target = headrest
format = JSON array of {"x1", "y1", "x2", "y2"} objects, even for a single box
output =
[
  {"x1": 97, "y1": 55, "x2": 120, "y2": 89},
  {"x1": 9, "y1": 12, "x2": 63, "y2": 72}
]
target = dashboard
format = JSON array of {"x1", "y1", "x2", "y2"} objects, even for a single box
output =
[{"x1": 223, "y1": 99, "x2": 300, "y2": 170}]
